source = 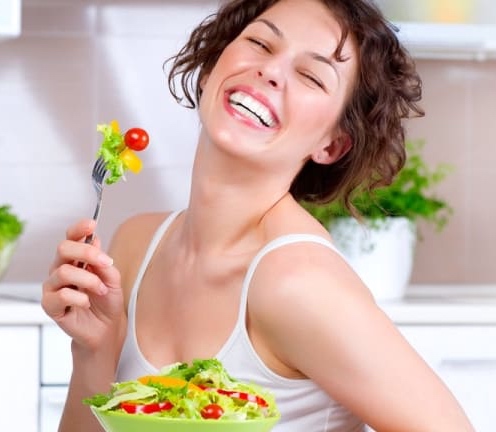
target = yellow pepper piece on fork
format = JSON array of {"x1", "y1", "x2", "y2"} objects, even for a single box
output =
[{"x1": 119, "y1": 147, "x2": 142, "y2": 173}]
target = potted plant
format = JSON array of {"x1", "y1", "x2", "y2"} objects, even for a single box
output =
[
  {"x1": 301, "y1": 140, "x2": 453, "y2": 300},
  {"x1": 0, "y1": 205, "x2": 24, "y2": 280}
]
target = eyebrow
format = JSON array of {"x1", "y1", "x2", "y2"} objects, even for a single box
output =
[
  {"x1": 252, "y1": 18, "x2": 337, "y2": 70},
  {"x1": 254, "y1": 18, "x2": 284, "y2": 38}
]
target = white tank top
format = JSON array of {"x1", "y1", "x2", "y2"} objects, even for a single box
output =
[{"x1": 116, "y1": 211, "x2": 365, "y2": 432}]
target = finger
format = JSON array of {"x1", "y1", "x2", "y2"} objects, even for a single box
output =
[
  {"x1": 42, "y1": 286, "x2": 91, "y2": 321},
  {"x1": 45, "y1": 264, "x2": 108, "y2": 297},
  {"x1": 65, "y1": 219, "x2": 97, "y2": 242},
  {"x1": 90, "y1": 260, "x2": 121, "y2": 291},
  {"x1": 50, "y1": 239, "x2": 111, "y2": 274},
  {"x1": 48, "y1": 220, "x2": 98, "y2": 273},
  {"x1": 92, "y1": 235, "x2": 102, "y2": 249},
  {"x1": 42, "y1": 264, "x2": 104, "y2": 319}
]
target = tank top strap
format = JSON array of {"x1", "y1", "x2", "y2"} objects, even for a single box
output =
[
  {"x1": 236, "y1": 234, "x2": 342, "y2": 324},
  {"x1": 127, "y1": 210, "x2": 182, "y2": 324}
]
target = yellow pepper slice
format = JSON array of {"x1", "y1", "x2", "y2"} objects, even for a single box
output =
[
  {"x1": 110, "y1": 119, "x2": 120, "y2": 133},
  {"x1": 119, "y1": 147, "x2": 142, "y2": 173},
  {"x1": 137, "y1": 375, "x2": 203, "y2": 392}
]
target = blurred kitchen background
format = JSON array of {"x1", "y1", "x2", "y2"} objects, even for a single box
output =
[{"x1": 1, "y1": 0, "x2": 496, "y2": 286}]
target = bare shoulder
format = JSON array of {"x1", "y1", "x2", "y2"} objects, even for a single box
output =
[
  {"x1": 257, "y1": 199, "x2": 374, "y2": 307},
  {"x1": 249, "y1": 225, "x2": 377, "y2": 353},
  {"x1": 250, "y1": 235, "x2": 374, "y2": 318},
  {"x1": 247, "y1": 235, "x2": 378, "y2": 375},
  {"x1": 107, "y1": 211, "x2": 173, "y2": 303}
]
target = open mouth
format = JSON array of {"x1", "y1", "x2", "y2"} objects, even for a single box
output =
[{"x1": 228, "y1": 91, "x2": 279, "y2": 128}]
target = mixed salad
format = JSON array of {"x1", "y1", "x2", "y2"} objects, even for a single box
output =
[
  {"x1": 96, "y1": 120, "x2": 149, "y2": 184},
  {"x1": 84, "y1": 359, "x2": 279, "y2": 421}
]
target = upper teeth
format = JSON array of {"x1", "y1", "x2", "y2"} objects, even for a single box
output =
[{"x1": 229, "y1": 92, "x2": 277, "y2": 128}]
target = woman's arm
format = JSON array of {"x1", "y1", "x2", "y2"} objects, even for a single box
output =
[
  {"x1": 59, "y1": 342, "x2": 124, "y2": 432},
  {"x1": 251, "y1": 242, "x2": 475, "y2": 432},
  {"x1": 42, "y1": 219, "x2": 126, "y2": 431},
  {"x1": 44, "y1": 213, "x2": 169, "y2": 432}
]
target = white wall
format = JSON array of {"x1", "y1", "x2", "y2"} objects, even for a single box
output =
[{"x1": 0, "y1": 0, "x2": 218, "y2": 282}]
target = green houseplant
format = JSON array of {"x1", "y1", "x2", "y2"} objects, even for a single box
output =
[
  {"x1": 0, "y1": 205, "x2": 24, "y2": 280},
  {"x1": 302, "y1": 140, "x2": 452, "y2": 232},
  {"x1": 301, "y1": 140, "x2": 453, "y2": 300}
]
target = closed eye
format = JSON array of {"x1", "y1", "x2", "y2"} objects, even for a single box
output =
[
  {"x1": 247, "y1": 37, "x2": 270, "y2": 53},
  {"x1": 300, "y1": 72, "x2": 325, "y2": 89}
]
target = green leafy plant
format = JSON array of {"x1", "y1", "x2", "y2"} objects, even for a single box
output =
[
  {"x1": 0, "y1": 205, "x2": 24, "y2": 249},
  {"x1": 302, "y1": 140, "x2": 453, "y2": 231},
  {"x1": 0, "y1": 205, "x2": 24, "y2": 279}
]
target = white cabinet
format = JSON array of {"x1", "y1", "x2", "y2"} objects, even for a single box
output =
[
  {"x1": 40, "y1": 324, "x2": 72, "y2": 432},
  {"x1": 41, "y1": 324, "x2": 72, "y2": 385},
  {"x1": 40, "y1": 386, "x2": 69, "y2": 432},
  {"x1": 399, "y1": 325, "x2": 496, "y2": 432},
  {"x1": 0, "y1": 326, "x2": 40, "y2": 431}
]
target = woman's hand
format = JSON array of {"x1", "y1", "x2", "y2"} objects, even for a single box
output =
[{"x1": 42, "y1": 219, "x2": 125, "y2": 353}]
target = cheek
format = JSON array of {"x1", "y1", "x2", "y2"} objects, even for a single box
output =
[
  {"x1": 286, "y1": 95, "x2": 342, "y2": 153},
  {"x1": 292, "y1": 96, "x2": 337, "y2": 135},
  {"x1": 208, "y1": 43, "x2": 243, "y2": 77}
]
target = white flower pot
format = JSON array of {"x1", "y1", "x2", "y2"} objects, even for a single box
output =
[
  {"x1": 329, "y1": 217, "x2": 416, "y2": 301},
  {"x1": 0, "y1": 241, "x2": 17, "y2": 281}
]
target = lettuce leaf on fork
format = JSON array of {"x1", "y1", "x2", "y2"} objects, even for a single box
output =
[{"x1": 95, "y1": 123, "x2": 126, "y2": 184}]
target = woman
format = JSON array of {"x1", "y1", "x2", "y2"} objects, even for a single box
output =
[{"x1": 42, "y1": 0, "x2": 475, "y2": 431}]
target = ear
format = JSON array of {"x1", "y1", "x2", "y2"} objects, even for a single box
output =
[
  {"x1": 311, "y1": 133, "x2": 352, "y2": 165},
  {"x1": 199, "y1": 72, "x2": 210, "y2": 91}
]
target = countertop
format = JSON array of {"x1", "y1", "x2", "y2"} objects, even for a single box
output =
[
  {"x1": 384, "y1": 284, "x2": 496, "y2": 325},
  {"x1": 1, "y1": 282, "x2": 496, "y2": 326}
]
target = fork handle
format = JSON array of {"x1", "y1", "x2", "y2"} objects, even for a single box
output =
[
  {"x1": 77, "y1": 196, "x2": 102, "y2": 267},
  {"x1": 85, "y1": 193, "x2": 103, "y2": 244},
  {"x1": 77, "y1": 233, "x2": 95, "y2": 268}
]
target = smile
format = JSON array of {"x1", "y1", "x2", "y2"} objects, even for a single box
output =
[{"x1": 227, "y1": 91, "x2": 279, "y2": 128}]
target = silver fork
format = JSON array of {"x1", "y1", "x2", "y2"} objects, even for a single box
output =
[
  {"x1": 85, "y1": 156, "x2": 108, "y2": 245},
  {"x1": 73, "y1": 157, "x2": 108, "y2": 285}
]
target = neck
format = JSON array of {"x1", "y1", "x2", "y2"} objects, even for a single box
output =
[{"x1": 180, "y1": 132, "x2": 294, "y2": 255}]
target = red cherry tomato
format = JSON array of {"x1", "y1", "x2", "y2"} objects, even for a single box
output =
[
  {"x1": 120, "y1": 401, "x2": 173, "y2": 414},
  {"x1": 124, "y1": 127, "x2": 149, "y2": 151},
  {"x1": 201, "y1": 403, "x2": 224, "y2": 420},
  {"x1": 216, "y1": 389, "x2": 268, "y2": 407}
]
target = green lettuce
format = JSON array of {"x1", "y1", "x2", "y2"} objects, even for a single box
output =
[
  {"x1": 0, "y1": 205, "x2": 24, "y2": 249},
  {"x1": 96, "y1": 123, "x2": 126, "y2": 184}
]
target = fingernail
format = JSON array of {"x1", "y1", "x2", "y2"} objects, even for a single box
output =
[{"x1": 97, "y1": 254, "x2": 113, "y2": 266}]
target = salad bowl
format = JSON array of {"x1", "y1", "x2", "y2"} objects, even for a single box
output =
[
  {"x1": 91, "y1": 407, "x2": 280, "y2": 432},
  {"x1": 86, "y1": 359, "x2": 280, "y2": 432}
]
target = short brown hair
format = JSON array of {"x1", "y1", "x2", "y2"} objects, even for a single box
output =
[{"x1": 166, "y1": 0, "x2": 424, "y2": 214}]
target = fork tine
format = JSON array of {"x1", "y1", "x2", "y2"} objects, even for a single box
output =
[
  {"x1": 92, "y1": 157, "x2": 108, "y2": 182},
  {"x1": 93, "y1": 156, "x2": 106, "y2": 175}
]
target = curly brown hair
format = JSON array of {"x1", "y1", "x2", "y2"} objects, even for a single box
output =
[{"x1": 166, "y1": 0, "x2": 424, "y2": 215}]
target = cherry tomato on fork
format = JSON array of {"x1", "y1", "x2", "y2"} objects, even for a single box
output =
[{"x1": 124, "y1": 127, "x2": 149, "y2": 151}]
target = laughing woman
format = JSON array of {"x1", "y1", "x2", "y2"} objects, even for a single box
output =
[{"x1": 42, "y1": 0, "x2": 475, "y2": 431}]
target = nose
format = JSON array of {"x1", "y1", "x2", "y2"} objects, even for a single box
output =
[
  {"x1": 256, "y1": 58, "x2": 286, "y2": 90},
  {"x1": 257, "y1": 70, "x2": 278, "y2": 88}
]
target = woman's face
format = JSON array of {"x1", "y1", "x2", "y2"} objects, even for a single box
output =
[{"x1": 199, "y1": 0, "x2": 358, "y2": 176}]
